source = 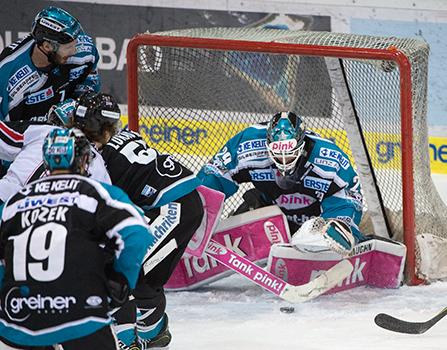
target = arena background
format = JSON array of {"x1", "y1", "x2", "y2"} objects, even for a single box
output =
[{"x1": 1, "y1": 0, "x2": 447, "y2": 177}]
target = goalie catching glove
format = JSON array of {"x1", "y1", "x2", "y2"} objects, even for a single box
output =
[{"x1": 291, "y1": 217, "x2": 355, "y2": 257}]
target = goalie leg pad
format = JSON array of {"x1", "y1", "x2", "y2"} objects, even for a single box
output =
[
  {"x1": 165, "y1": 205, "x2": 290, "y2": 290},
  {"x1": 267, "y1": 238, "x2": 406, "y2": 293}
]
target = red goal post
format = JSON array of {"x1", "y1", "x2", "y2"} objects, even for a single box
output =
[{"x1": 126, "y1": 28, "x2": 443, "y2": 285}]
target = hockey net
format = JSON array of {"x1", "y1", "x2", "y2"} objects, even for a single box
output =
[{"x1": 127, "y1": 28, "x2": 447, "y2": 284}]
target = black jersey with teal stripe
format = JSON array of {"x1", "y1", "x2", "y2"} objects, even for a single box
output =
[
  {"x1": 0, "y1": 174, "x2": 152, "y2": 346},
  {"x1": 101, "y1": 130, "x2": 200, "y2": 211}
]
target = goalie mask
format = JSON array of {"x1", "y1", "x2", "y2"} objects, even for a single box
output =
[
  {"x1": 73, "y1": 92, "x2": 121, "y2": 144},
  {"x1": 267, "y1": 111, "x2": 306, "y2": 176},
  {"x1": 43, "y1": 128, "x2": 92, "y2": 175}
]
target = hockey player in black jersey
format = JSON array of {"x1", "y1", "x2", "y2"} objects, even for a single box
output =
[
  {"x1": 0, "y1": 128, "x2": 153, "y2": 349},
  {"x1": 70, "y1": 92, "x2": 205, "y2": 350}
]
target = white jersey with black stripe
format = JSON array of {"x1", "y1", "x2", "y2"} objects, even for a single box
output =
[{"x1": 0, "y1": 122, "x2": 111, "y2": 202}]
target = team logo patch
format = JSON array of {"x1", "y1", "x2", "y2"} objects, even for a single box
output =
[
  {"x1": 303, "y1": 176, "x2": 331, "y2": 192},
  {"x1": 319, "y1": 148, "x2": 349, "y2": 169},
  {"x1": 141, "y1": 184, "x2": 157, "y2": 197},
  {"x1": 25, "y1": 87, "x2": 54, "y2": 105},
  {"x1": 85, "y1": 295, "x2": 103, "y2": 308}
]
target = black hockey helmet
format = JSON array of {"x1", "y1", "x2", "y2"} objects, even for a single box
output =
[{"x1": 73, "y1": 92, "x2": 121, "y2": 143}]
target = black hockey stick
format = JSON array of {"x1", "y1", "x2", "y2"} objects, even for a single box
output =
[{"x1": 374, "y1": 307, "x2": 447, "y2": 334}]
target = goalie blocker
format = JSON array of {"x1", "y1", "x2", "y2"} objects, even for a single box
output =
[{"x1": 166, "y1": 207, "x2": 406, "y2": 292}]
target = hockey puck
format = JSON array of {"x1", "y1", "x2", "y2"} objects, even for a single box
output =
[{"x1": 280, "y1": 306, "x2": 295, "y2": 313}]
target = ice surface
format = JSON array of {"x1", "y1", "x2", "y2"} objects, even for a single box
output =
[{"x1": 165, "y1": 175, "x2": 447, "y2": 350}]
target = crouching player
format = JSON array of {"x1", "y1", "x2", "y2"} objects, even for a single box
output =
[
  {"x1": 0, "y1": 128, "x2": 152, "y2": 349},
  {"x1": 69, "y1": 92, "x2": 221, "y2": 349},
  {"x1": 200, "y1": 111, "x2": 365, "y2": 255},
  {"x1": 174, "y1": 111, "x2": 405, "y2": 292}
]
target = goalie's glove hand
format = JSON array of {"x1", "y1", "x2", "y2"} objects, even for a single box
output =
[
  {"x1": 291, "y1": 217, "x2": 355, "y2": 257},
  {"x1": 105, "y1": 266, "x2": 130, "y2": 308},
  {"x1": 322, "y1": 219, "x2": 355, "y2": 257}
]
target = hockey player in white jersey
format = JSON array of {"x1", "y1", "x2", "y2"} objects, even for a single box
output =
[
  {"x1": 199, "y1": 111, "x2": 366, "y2": 255},
  {"x1": 0, "y1": 128, "x2": 153, "y2": 349},
  {"x1": 0, "y1": 99, "x2": 110, "y2": 204}
]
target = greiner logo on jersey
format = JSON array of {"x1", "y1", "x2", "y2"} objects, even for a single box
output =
[
  {"x1": 25, "y1": 87, "x2": 54, "y2": 105},
  {"x1": 5, "y1": 287, "x2": 77, "y2": 322},
  {"x1": 249, "y1": 169, "x2": 275, "y2": 181},
  {"x1": 276, "y1": 193, "x2": 316, "y2": 209},
  {"x1": 8, "y1": 65, "x2": 32, "y2": 90},
  {"x1": 319, "y1": 148, "x2": 349, "y2": 169},
  {"x1": 303, "y1": 176, "x2": 331, "y2": 192},
  {"x1": 237, "y1": 139, "x2": 266, "y2": 154}
]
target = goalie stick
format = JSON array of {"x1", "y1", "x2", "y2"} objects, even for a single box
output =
[
  {"x1": 206, "y1": 239, "x2": 353, "y2": 303},
  {"x1": 374, "y1": 307, "x2": 447, "y2": 334}
]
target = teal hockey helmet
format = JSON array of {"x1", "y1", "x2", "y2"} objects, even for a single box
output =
[
  {"x1": 43, "y1": 128, "x2": 91, "y2": 174},
  {"x1": 32, "y1": 7, "x2": 82, "y2": 45},
  {"x1": 266, "y1": 111, "x2": 306, "y2": 175},
  {"x1": 47, "y1": 99, "x2": 77, "y2": 127}
]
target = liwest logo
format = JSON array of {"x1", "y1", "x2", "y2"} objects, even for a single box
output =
[
  {"x1": 319, "y1": 148, "x2": 349, "y2": 169},
  {"x1": 25, "y1": 87, "x2": 54, "y2": 105},
  {"x1": 16, "y1": 193, "x2": 78, "y2": 211},
  {"x1": 303, "y1": 176, "x2": 331, "y2": 192},
  {"x1": 249, "y1": 169, "x2": 274, "y2": 181},
  {"x1": 276, "y1": 193, "x2": 316, "y2": 209}
]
